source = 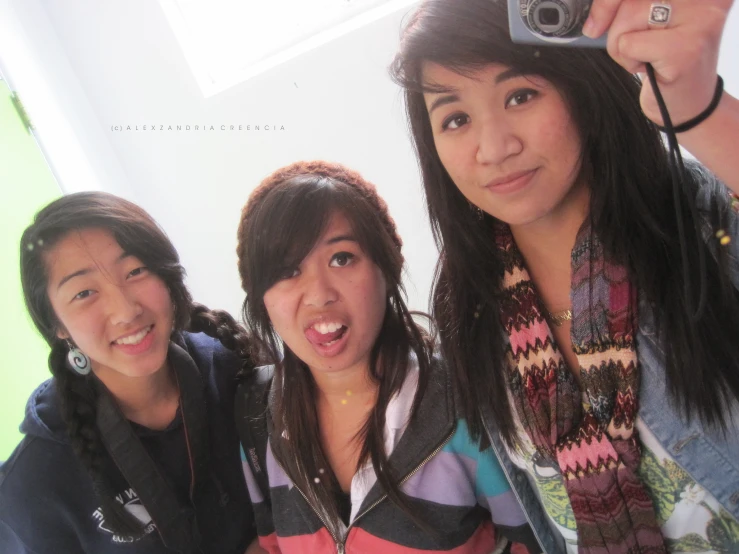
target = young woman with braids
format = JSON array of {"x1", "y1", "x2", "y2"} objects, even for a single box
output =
[
  {"x1": 390, "y1": 0, "x2": 739, "y2": 551},
  {"x1": 0, "y1": 192, "x2": 262, "y2": 553},
  {"x1": 234, "y1": 160, "x2": 541, "y2": 553}
]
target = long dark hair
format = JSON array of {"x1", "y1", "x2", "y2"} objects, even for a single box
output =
[
  {"x1": 237, "y1": 161, "x2": 431, "y2": 539},
  {"x1": 20, "y1": 191, "x2": 253, "y2": 539},
  {"x1": 390, "y1": 0, "x2": 739, "y2": 445}
]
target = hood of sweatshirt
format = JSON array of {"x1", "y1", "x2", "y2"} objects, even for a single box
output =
[{"x1": 19, "y1": 378, "x2": 70, "y2": 445}]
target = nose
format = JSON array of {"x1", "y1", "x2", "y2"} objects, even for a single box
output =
[
  {"x1": 107, "y1": 285, "x2": 143, "y2": 326},
  {"x1": 301, "y1": 266, "x2": 338, "y2": 308},
  {"x1": 475, "y1": 115, "x2": 523, "y2": 166}
]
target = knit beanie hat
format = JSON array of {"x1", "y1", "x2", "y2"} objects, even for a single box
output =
[{"x1": 236, "y1": 160, "x2": 402, "y2": 292}]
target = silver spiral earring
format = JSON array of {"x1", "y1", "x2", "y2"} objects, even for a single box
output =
[{"x1": 66, "y1": 340, "x2": 92, "y2": 376}]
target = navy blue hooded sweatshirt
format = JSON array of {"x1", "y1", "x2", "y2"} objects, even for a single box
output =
[{"x1": 0, "y1": 332, "x2": 256, "y2": 553}]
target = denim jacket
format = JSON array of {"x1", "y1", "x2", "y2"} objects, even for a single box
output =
[
  {"x1": 480, "y1": 167, "x2": 739, "y2": 553},
  {"x1": 637, "y1": 168, "x2": 739, "y2": 523},
  {"x1": 481, "y1": 409, "x2": 567, "y2": 553}
]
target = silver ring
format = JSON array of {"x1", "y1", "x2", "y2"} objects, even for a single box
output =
[{"x1": 648, "y1": 2, "x2": 671, "y2": 27}]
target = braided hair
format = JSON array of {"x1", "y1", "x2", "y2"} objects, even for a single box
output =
[
  {"x1": 188, "y1": 302, "x2": 254, "y2": 377},
  {"x1": 20, "y1": 192, "x2": 253, "y2": 538}
]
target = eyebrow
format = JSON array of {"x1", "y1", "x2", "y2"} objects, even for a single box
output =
[
  {"x1": 56, "y1": 252, "x2": 132, "y2": 291},
  {"x1": 426, "y1": 68, "x2": 527, "y2": 116},
  {"x1": 324, "y1": 234, "x2": 357, "y2": 246},
  {"x1": 495, "y1": 68, "x2": 526, "y2": 84},
  {"x1": 427, "y1": 93, "x2": 460, "y2": 117}
]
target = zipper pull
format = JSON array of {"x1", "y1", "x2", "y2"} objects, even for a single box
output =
[{"x1": 337, "y1": 542, "x2": 345, "y2": 554}]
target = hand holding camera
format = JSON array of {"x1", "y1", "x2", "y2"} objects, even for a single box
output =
[
  {"x1": 595, "y1": 0, "x2": 732, "y2": 130},
  {"x1": 510, "y1": 0, "x2": 733, "y2": 130}
]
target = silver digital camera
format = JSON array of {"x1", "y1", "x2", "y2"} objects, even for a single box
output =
[{"x1": 507, "y1": 0, "x2": 607, "y2": 48}]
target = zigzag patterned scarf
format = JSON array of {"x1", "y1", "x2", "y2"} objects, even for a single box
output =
[{"x1": 496, "y1": 224, "x2": 667, "y2": 553}]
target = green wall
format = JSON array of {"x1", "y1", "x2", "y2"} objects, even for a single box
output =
[{"x1": 0, "y1": 77, "x2": 61, "y2": 460}]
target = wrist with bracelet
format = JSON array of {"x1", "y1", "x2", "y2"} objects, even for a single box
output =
[{"x1": 655, "y1": 75, "x2": 724, "y2": 134}]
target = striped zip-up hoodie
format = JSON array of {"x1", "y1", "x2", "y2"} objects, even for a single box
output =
[{"x1": 236, "y1": 357, "x2": 542, "y2": 553}]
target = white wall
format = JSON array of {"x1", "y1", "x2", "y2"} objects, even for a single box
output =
[
  {"x1": 3, "y1": 0, "x2": 433, "y2": 318},
  {"x1": 3, "y1": 0, "x2": 738, "y2": 319},
  {"x1": 0, "y1": 0, "x2": 133, "y2": 199},
  {"x1": 720, "y1": 8, "x2": 739, "y2": 95}
]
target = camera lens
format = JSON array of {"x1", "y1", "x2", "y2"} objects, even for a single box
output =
[
  {"x1": 538, "y1": 8, "x2": 560, "y2": 26},
  {"x1": 525, "y1": 0, "x2": 589, "y2": 37}
]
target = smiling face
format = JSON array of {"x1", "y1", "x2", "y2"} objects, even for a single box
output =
[
  {"x1": 423, "y1": 62, "x2": 587, "y2": 229},
  {"x1": 45, "y1": 227, "x2": 174, "y2": 381},
  {"x1": 262, "y1": 212, "x2": 388, "y2": 377}
]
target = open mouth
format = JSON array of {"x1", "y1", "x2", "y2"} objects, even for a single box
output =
[
  {"x1": 306, "y1": 322, "x2": 347, "y2": 344},
  {"x1": 319, "y1": 326, "x2": 347, "y2": 346},
  {"x1": 113, "y1": 325, "x2": 153, "y2": 346},
  {"x1": 305, "y1": 321, "x2": 349, "y2": 352}
]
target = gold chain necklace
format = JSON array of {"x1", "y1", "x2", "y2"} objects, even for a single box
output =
[{"x1": 546, "y1": 308, "x2": 573, "y2": 327}]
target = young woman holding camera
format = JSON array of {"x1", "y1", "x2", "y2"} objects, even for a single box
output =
[{"x1": 392, "y1": 0, "x2": 739, "y2": 551}]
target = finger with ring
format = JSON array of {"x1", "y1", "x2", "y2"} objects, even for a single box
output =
[{"x1": 648, "y1": 2, "x2": 672, "y2": 27}]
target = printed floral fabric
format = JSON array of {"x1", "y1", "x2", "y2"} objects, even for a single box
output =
[{"x1": 507, "y1": 417, "x2": 739, "y2": 553}]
